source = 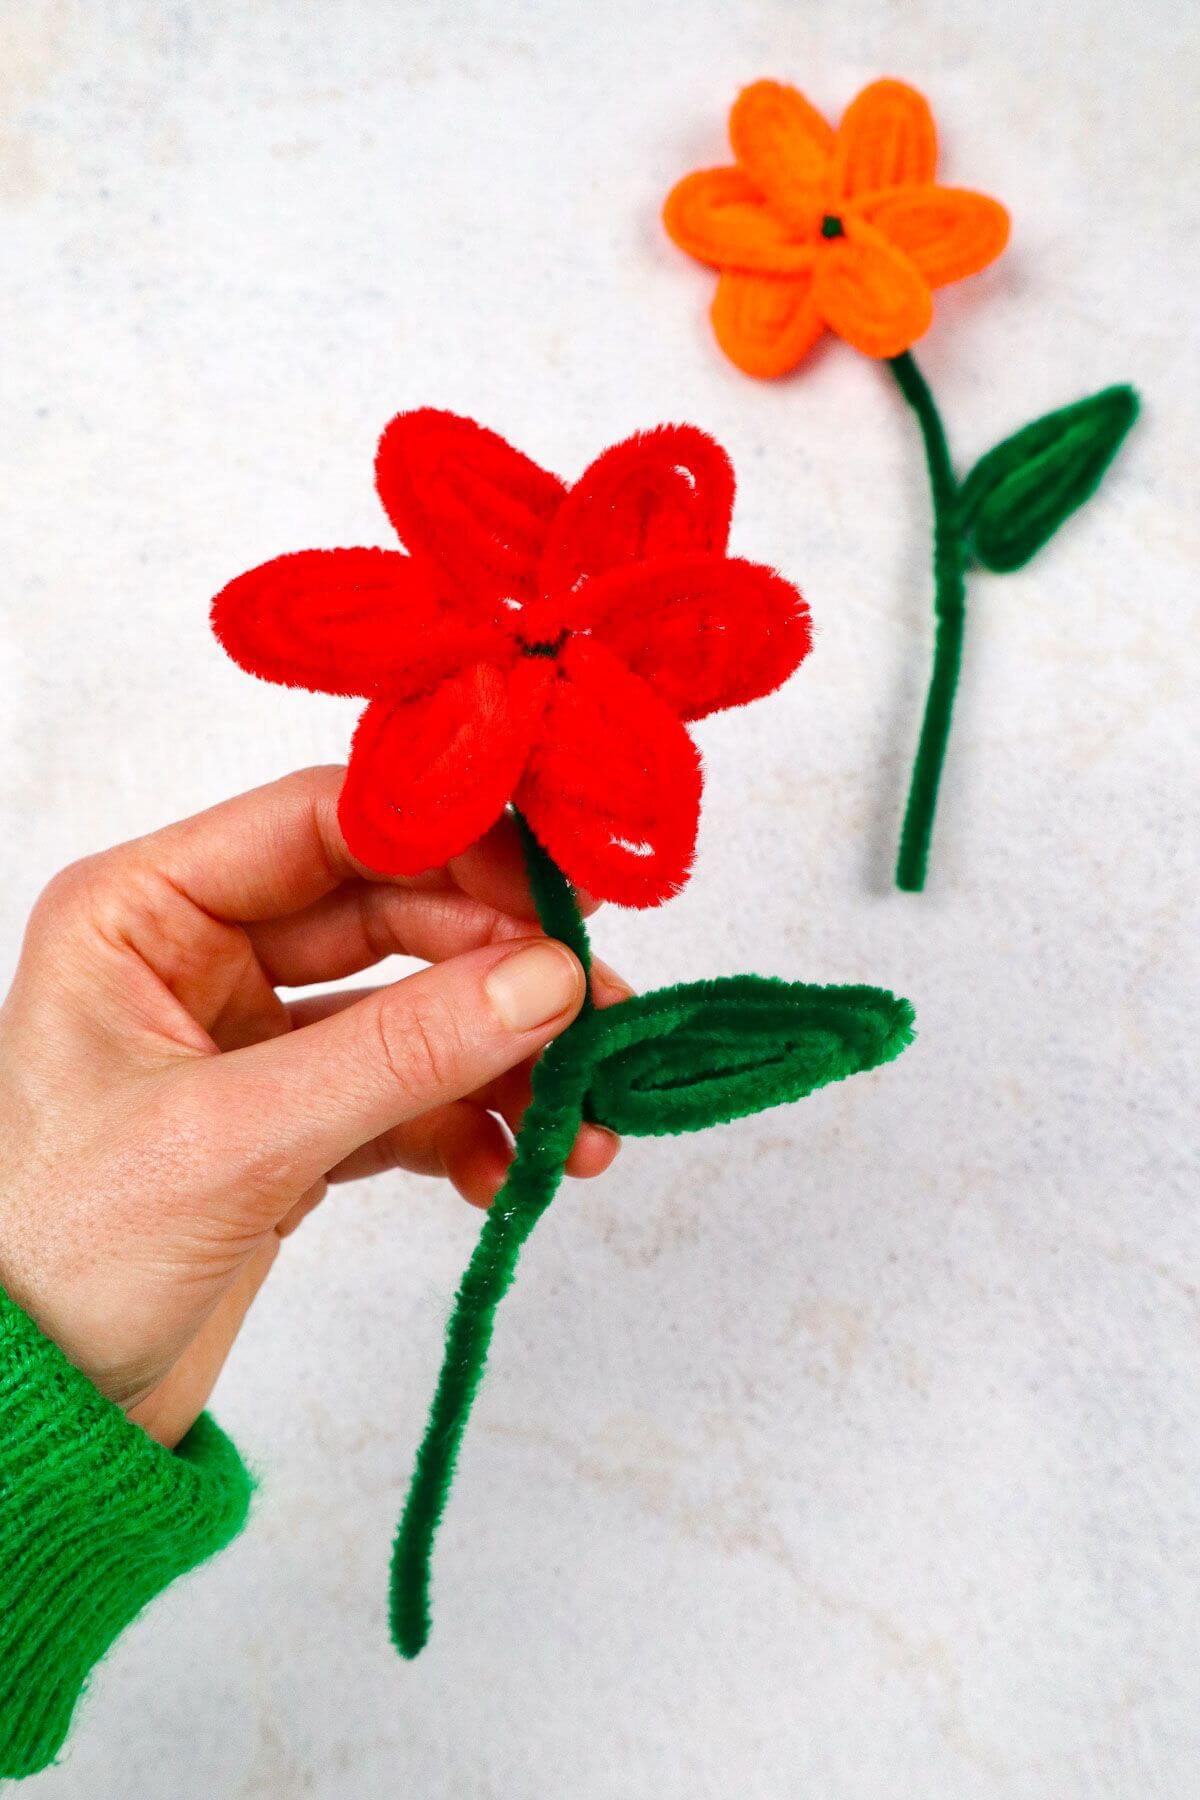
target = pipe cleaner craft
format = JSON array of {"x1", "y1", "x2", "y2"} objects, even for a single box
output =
[
  {"x1": 212, "y1": 410, "x2": 915, "y2": 1654},
  {"x1": 663, "y1": 78, "x2": 1138, "y2": 890}
]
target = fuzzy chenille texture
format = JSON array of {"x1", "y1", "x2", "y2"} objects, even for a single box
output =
[
  {"x1": 211, "y1": 411, "x2": 812, "y2": 908},
  {"x1": 583, "y1": 974, "x2": 916, "y2": 1136},
  {"x1": 389, "y1": 1012, "x2": 596, "y2": 1659},
  {"x1": 663, "y1": 78, "x2": 1009, "y2": 374},
  {"x1": 887, "y1": 354, "x2": 1140, "y2": 891},
  {"x1": 388, "y1": 924, "x2": 915, "y2": 1657},
  {"x1": 958, "y1": 385, "x2": 1139, "y2": 572},
  {"x1": 0, "y1": 1289, "x2": 251, "y2": 1780}
]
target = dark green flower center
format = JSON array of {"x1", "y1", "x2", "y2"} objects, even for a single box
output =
[
  {"x1": 820, "y1": 214, "x2": 845, "y2": 239},
  {"x1": 517, "y1": 629, "x2": 569, "y2": 659}
]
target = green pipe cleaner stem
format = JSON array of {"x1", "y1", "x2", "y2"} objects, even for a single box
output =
[
  {"x1": 512, "y1": 806, "x2": 593, "y2": 1002},
  {"x1": 890, "y1": 349, "x2": 968, "y2": 893},
  {"x1": 389, "y1": 812, "x2": 593, "y2": 1659}
]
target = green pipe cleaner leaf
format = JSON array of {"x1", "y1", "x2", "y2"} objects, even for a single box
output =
[
  {"x1": 582, "y1": 975, "x2": 915, "y2": 1137},
  {"x1": 959, "y1": 385, "x2": 1139, "y2": 574}
]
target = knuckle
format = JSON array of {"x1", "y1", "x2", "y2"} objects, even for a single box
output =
[
  {"x1": 28, "y1": 854, "x2": 117, "y2": 936},
  {"x1": 372, "y1": 988, "x2": 465, "y2": 1103}
]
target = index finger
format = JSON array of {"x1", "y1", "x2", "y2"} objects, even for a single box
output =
[{"x1": 123, "y1": 765, "x2": 580, "y2": 925}]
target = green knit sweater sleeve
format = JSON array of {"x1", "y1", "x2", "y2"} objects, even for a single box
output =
[{"x1": 0, "y1": 1289, "x2": 253, "y2": 1779}]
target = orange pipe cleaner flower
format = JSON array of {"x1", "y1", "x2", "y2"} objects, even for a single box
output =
[
  {"x1": 664, "y1": 78, "x2": 1137, "y2": 892},
  {"x1": 663, "y1": 77, "x2": 1009, "y2": 374}
]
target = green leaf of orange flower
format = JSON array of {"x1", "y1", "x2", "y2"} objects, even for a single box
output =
[{"x1": 959, "y1": 385, "x2": 1139, "y2": 574}]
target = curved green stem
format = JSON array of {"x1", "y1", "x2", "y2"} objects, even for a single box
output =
[
  {"x1": 890, "y1": 350, "x2": 968, "y2": 893},
  {"x1": 389, "y1": 814, "x2": 593, "y2": 1658}
]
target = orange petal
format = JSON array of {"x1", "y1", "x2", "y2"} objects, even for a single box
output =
[
  {"x1": 853, "y1": 184, "x2": 1009, "y2": 286},
  {"x1": 814, "y1": 231, "x2": 933, "y2": 358},
  {"x1": 729, "y1": 80, "x2": 834, "y2": 222},
  {"x1": 711, "y1": 270, "x2": 824, "y2": 378},
  {"x1": 663, "y1": 167, "x2": 816, "y2": 274},
  {"x1": 835, "y1": 79, "x2": 937, "y2": 198}
]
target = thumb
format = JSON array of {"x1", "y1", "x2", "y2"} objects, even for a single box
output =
[{"x1": 185, "y1": 937, "x2": 586, "y2": 1215}]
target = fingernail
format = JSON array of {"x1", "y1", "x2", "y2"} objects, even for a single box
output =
[
  {"x1": 485, "y1": 941, "x2": 582, "y2": 1031},
  {"x1": 586, "y1": 1124, "x2": 621, "y2": 1162},
  {"x1": 590, "y1": 956, "x2": 636, "y2": 1006}
]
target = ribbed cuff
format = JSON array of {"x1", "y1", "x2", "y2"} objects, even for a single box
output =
[{"x1": 0, "y1": 1289, "x2": 252, "y2": 1779}]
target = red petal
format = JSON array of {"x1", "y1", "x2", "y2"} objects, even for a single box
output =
[
  {"x1": 515, "y1": 639, "x2": 702, "y2": 908},
  {"x1": 211, "y1": 548, "x2": 505, "y2": 699},
  {"x1": 374, "y1": 410, "x2": 567, "y2": 610},
  {"x1": 339, "y1": 661, "x2": 551, "y2": 875},
  {"x1": 539, "y1": 425, "x2": 735, "y2": 606},
  {"x1": 580, "y1": 552, "x2": 812, "y2": 721}
]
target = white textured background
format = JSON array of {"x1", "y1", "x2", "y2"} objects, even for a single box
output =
[{"x1": 3, "y1": 1, "x2": 1197, "y2": 1795}]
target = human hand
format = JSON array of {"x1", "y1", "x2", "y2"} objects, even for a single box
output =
[{"x1": 0, "y1": 767, "x2": 624, "y2": 1449}]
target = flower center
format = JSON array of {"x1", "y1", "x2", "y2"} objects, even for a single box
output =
[
  {"x1": 516, "y1": 628, "x2": 569, "y2": 660},
  {"x1": 820, "y1": 213, "x2": 845, "y2": 239}
]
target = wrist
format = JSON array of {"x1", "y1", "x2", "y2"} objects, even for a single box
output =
[{"x1": 0, "y1": 1285, "x2": 253, "y2": 1777}]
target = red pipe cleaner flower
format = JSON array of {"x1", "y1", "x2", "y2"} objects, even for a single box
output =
[{"x1": 212, "y1": 412, "x2": 811, "y2": 906}]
